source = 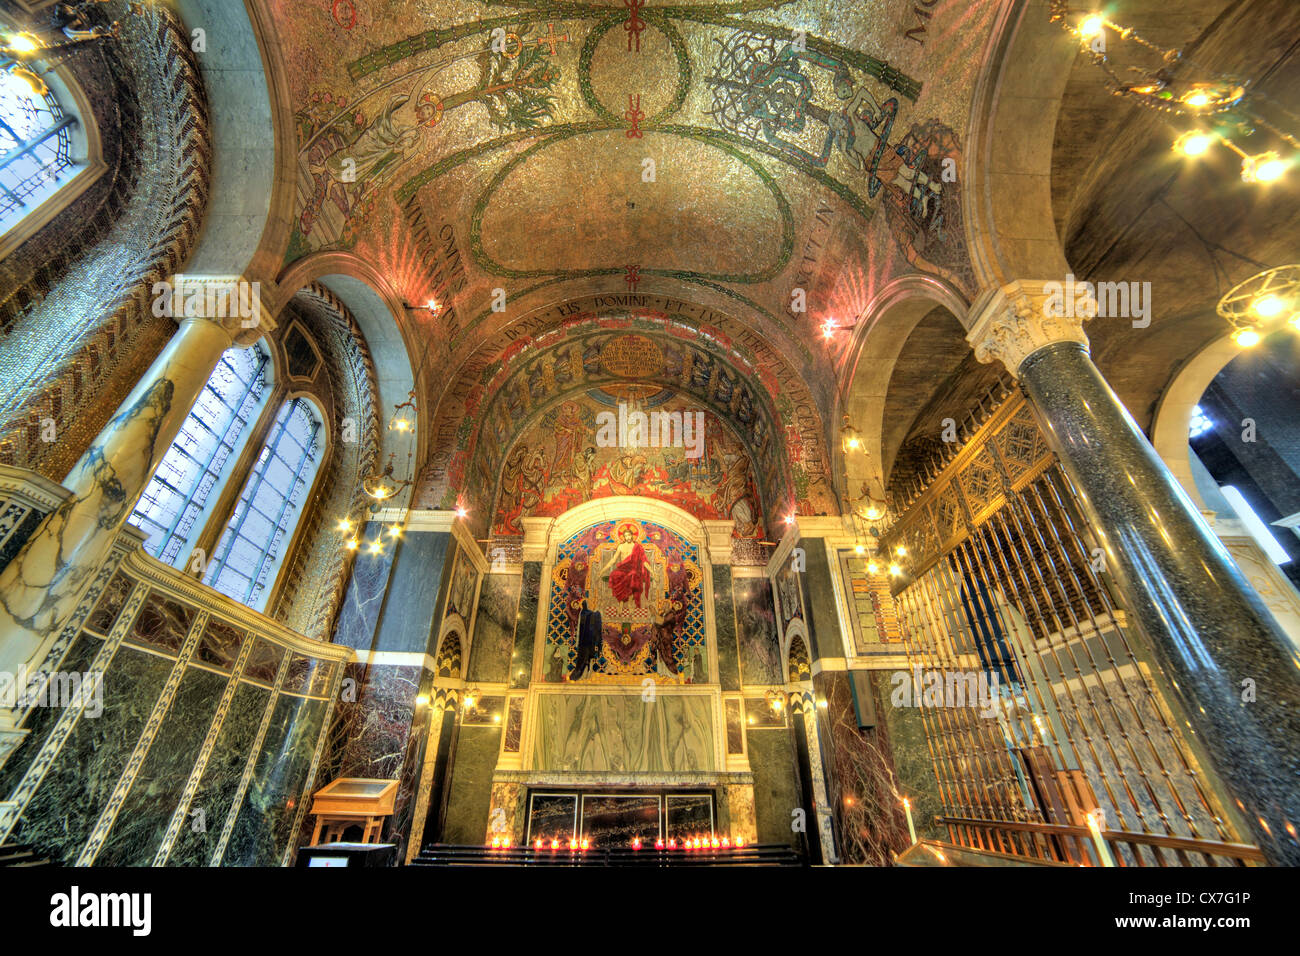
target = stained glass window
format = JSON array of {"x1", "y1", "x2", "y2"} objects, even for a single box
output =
[
  {"x1": 203, "y1": 397, "x2": 324, "y2": 611},
  {"x1": 0, "y1": 67, "x2": 77, "y2": 229},
  {"x1": 128, "y1": 342, "x2": 271, "y2": 567}
]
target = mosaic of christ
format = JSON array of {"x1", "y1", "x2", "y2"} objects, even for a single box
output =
[{"x1": 547, "y1": 520, "x2": 705, "y2": 684}]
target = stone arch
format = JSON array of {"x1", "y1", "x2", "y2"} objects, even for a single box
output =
[
  {"x1": 1150, "y1": 333, "x2": 1244, "y2": 510},
  {"x1": 785, "y1": 629, "x2": 812, "y2": 685},
  {"x1": 276, "y1": 251, "x2": 420, "y2": 466},
  {"x1": 962, "y1": 0, "x2": 1075, "y2": 288},
  {"x1": 839, "y1": 276, "x2": 972, "y2": 505}
]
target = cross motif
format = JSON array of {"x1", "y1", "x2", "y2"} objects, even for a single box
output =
[
  {"x1": 625, "y1": 93, "x2": 645, "y2": 138},
  {"x1": 536, "y1": 22, "x2": 570, "y2": 56},
  {"x1": 625, "y1": 265, "x2": 641, "y2": 292},
  {"x1": 624, "y1": 0, "x2": 647, "y2": 53}
]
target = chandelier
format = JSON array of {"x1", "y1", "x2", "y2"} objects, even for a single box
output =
[
  {"x1": 1217, "y1": 265, "x2": 1300, "y2": 348},
  {"x1": 1050, "y1": 3, "x2": 1297, "y2": 183}
]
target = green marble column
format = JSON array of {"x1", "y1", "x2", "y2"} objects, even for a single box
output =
[
  {"x1": 0, "y1": 278, "x2": 271, "y2": 761},
  {"x1": 969, "y1": 280, "x2": 1300, "y2": 866}
]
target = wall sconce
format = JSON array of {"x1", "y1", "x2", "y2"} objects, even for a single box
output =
[{"x1": 765, "y1": 689, "x2": 784, "y2": 714}]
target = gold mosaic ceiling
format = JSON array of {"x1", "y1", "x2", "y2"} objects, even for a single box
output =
[{"x1": 272, "y1": 1, "x2": 995, "y2": 381}]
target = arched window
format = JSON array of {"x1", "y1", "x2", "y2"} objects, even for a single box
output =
[
  {"x1": 0, "y1": 54, "x2": 103, "y2": 254},
  {"x1": 129, "y1": 341, "x2": 272, "y2": 567},
  {"x1": 203, "y1": 397, "x2": 325, "y2": 611}
]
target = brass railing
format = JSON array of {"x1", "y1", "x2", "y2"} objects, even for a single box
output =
[{"x1": 879, "y1": 391, "x2": 1257, "y2": 867}]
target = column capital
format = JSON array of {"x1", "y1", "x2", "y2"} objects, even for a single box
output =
[
  {"x1": 161, "y1": 275, "x2": 277, "y2": 346},
  {"x1": 701, "y1": 519, "x2": 734, "y2": 565},
  {"x1": 966, "y1": 279, "x2": 1092, "y2": 376}
]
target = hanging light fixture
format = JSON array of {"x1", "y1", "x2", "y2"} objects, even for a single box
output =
[
  {"x1": 1048, "y1": 2, "x2": 1298, "y2": 184},
  {"x1": 1217, "y1": 265, "x2": 1300, "y2": 349}
]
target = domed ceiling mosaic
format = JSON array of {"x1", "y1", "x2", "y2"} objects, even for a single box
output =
[{"x1": 267, "y1": 0, "x2": 1000, "y2": 530}]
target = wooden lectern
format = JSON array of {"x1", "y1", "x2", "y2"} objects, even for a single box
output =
[{"x1": 309, "y1": 778, "x2": 398, "y2": 846}]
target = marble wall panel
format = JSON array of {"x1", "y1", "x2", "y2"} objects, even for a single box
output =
[
  {"x1": 734, "y1": 577, "x2": 783, "y2": 685},
  {"x1": 713, "y1": 564, "x2": 740, "y2": 691},
  {"x1": 84, "y1": 572, "x2": 135, "y2": 634},
  {"x1": 441, "y1": 726, "x2": 502, "y2": 844},
  {"x1": 0, "y1": 631, "x2": 103, "y2": 800},
  {"x1": 332, "y1": 520, "x2": 397, "y2": 650},
  {"x1": 123, "y1": 591, "x2": 195, "y2": 655},
  {"x1": 510, "y1": 562, "x2": 542, "y2": 689},
  {"x1": 167, "y1": 681, "x2": 270, "y2": 866},
  {"x1": 745, "y1": 724, "x2": 801, "y2": 848},
  {"x1": 532, "y1": 693, "x2": 715, "y2": 773},
  {"x1": 225, "y1": 694, "x2": 327, "y2": 866},
  {"x1": 195, "y1": 618, "x2": 244, "y2": 673},
  {"x1": 467, "y1": 572, "x2": 522, "y2": 684},
  {"x1": 242, "y1": 637, "x2": 283, "y2": 685},
  {"x1": 12, "y1": 646, "x2": 173, "y2": 862},
  {"x1": 93, "y1": 665, "x2": 229, "y2": 865},
  {"x1": 373, "y1": 531, "x2": 450, "y2": 654},
  {"x1": 815, "y1": 670, "x2": 911, "y2": 865}
]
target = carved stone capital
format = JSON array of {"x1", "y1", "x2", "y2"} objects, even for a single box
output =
[
  {"x1": 966, "y1": 280, "x2": 1092, "y2": 376},
  {"x1": 165, "y1": 274, "x2": 277, "y2": 346},
  {"x1": 702, "y1": 519, "x2": 734, "y2": 565}
]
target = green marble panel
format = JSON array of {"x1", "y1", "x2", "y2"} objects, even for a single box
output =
[
  {"x1": 467, "y1": 573, "x2": 522, "y2": 684},
  {"x1": 746, "y1": 725, "x2": 802, "y2": 849},
  {"x1": 510, "y1": 562, "x2": 542, "y2": 689},
  {"x1": 0, "y1": 631, "x2": 103, "y2": 800},
  {"x1": 441, "y1": 725, "x2": 501, "y2": 844},
  {"x1": 532, "y1": 693, "x2": 715, "y2": 773},
  {"x1": 167, "y1": 680, "x2": 270, "y2": 866},
  {"x1": 13, "y1": 646, "x2": 173, "y2": 863},
  {"x1": 225, "y1": 694, "x2": 326, "y2": 865},
  {"x1": 93, "y1": 665, "x2": 229, "y2": 866},
  {"x1": 713, "y1": 564, "x2": 740, "y2": 691}
]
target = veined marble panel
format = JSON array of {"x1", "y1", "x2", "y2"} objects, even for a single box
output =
[
  {"x1": 166, "y1": 681, "x2": 270, "y2": 866},
  {"x1": 532, "y1": 693, "x2": 715, "y2": 773},
  {"x1": 93, "y1": 666, "x2": 228, "y2": 866}
]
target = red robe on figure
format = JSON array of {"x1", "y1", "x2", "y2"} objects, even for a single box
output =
[{"x1": 609, "y1": 543, "x2": 652, "y2": 607}]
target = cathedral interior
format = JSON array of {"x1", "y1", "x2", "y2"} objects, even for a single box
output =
[{"x1": 0, "y1": 0, "x2": 1297, "y2": 872}]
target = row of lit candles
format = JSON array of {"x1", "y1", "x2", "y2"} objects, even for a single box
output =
[{"x1": 487, "y1": 835, "x2": 749, "y2": 851}]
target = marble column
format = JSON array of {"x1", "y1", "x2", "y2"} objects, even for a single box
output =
[
  {"x1": 0, "y1": 277, "x2": 272, "y2": 761},
  {"x1": 968, "y1": 280, "x2": 1300, "y2": 866}
]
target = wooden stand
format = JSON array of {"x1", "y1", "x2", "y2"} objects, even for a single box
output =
[{"x1": 309, "y1": 778, "x2": 398, "y2": 846}]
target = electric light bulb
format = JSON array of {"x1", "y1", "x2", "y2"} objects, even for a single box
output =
[
  {"x1": 1252, "y1": 294, "x2": 1285, "y2": 319},
  {"x1": 1184, "y1": 91, "x2": 1211, "y2": 108},
  {"x1": 1174, "y1": 131, "x2": 1213, "y2": 157},
  {"x1": 1289, "y1": 313, "x2": 1300, "y2": 331},
  {"x1": 855, "y1": 544, "x2": 866, "y2": 556},
  {"x1": 863, "y1": 504, "x2": 884, "y2": 520},
  {"x1": 867, "y1": 562, "x2": 879, "y2": 574},
  {"x1": 1233, "y1": 327, "x2": 1261, "y2": 348},
  {"x1": 5, "y1": 33, "x2": 39, "y2": 54},
  {"x1": 895, "y1": 545, "x2": 907, "y2": 556},
  {"x1": 846, "y1": 437, "x2": 861, "y2": 450},
  {"x1": 1242, "y1": 151, "x2": 1288, "y2": 184},
  {"x1": 336, "y1": 518, "x2": 352, "y2": 533},
  {"x1": 889, "y1": 563, "x2": 902, "y2": 577},
  {"x1": 1078, "y1": 15, "x2": 1104, "y2": 37}
]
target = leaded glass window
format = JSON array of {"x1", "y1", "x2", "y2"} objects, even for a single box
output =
[
  {"x1": 128, "y1": 342, "x2": 271, "y2": 567},
  {"x1": 0, "y1": 67, "x2": 76, "y2": 229},
  {"x1": 203, "y1": 398, "x2": 324, "y2": 611}
]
